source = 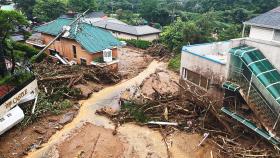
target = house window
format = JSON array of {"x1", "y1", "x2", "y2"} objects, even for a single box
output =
[
  {"x1": 183, "y1": 68, "x2": 210, "y2": 89},
  {"x1": 187, "y1": 69, "x2": 200, "y2": 85},
  {"x1": 273, "y1": 30, "x2": 280, "y2": 42},
  {"x1": 72, "y1": 45, "x2": 77, "y2": 58},
  {"x1": 80, "y1": 58, "x2": 87, "y2": 65}
]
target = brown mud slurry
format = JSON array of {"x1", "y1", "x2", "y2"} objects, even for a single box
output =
[
  {"x1": 57, "y1": 123, "x2": 125, "y2": 158},
  {"x1": 0, "y1": 108, "x2": 78, "y2": 158}
]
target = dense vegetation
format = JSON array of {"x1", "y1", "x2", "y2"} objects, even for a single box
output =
[
  {"x1": 2, "y1": 0, "x2": 279, "y2": 73},
  {"x1": 12, "y1": 0, "x2": 279, "y2": 46}
]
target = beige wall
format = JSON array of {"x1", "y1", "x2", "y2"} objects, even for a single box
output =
[
  {"x1": 110, "y1": 31, "x2": 159, "y2": 42},
  {"x1": 249, "y1": 26, "x2": 274, "y2": 41},
  {"x1": 138, "y1": 34, "x2": 159, "y2": 42},
  {"x1": 42, "y1": 34, "x2": 118, "y2": 65},
  {"x1": 112, "y1": 32, "x2": 137, "y2": 40}
]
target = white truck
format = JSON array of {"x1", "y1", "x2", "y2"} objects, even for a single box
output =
[
  {"x1": 0, "y1": 74, "x2": 38, "y2": 135},
  {"x1": 0, "y1": 9, "x2": 88, "y2": 135}
]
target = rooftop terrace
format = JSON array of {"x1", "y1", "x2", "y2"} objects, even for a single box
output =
[{"x1": 182, "y1": 41, "x2": 232, "y2": 65}]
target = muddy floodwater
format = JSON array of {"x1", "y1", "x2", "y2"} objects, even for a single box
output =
[{"x1": 27, "y1": 61, "x2": 215, "y2": 158}]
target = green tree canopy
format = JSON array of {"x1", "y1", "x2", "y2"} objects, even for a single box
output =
[
  {"x1": 0, "y1": 10, "x2": 28, "y2": 76},
  {"x1": 68, "y1": 0, "x2": 97, "y2": 12},
  {"x1": 33, "y1": 0, "x2": 66, "y2": 22},
  {"x1": 14, "y1": 0, "x2": 36, "y2": 20}
]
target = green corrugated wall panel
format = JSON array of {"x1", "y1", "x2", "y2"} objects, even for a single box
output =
[
  {"x1": 34, "y1": 18, "x2": 121, "y2": 53},
  {"x1": 221, "y1": 107, "x2": 280, "y2": 145},
  {"x1": 222, "y1": 81, "x2": 240, "y2": 92},
  {"x1": 267, "y1": 84, "x2": 280, "y2": 99},
  {"x1": 258, "y1": 71, "x2": 280, "y2": 87},
  {"x1": 229, "y1": 46, "x2": 280, "y2": 108},
  {"x1": 242, "y1": 50, "x2": 266, "y2": 64}
]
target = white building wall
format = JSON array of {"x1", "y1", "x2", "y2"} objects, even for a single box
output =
[
  {"x1": 180, "y1": 40, "x2": 244, "y2": 85},
  {"x1": 111, "y1": 32, "x2": 138, "y2": 40},
  {"x1": 249, "y1": 26, "x2": 274, "y2": 41},
  {"x1": 111, "y1": 31, "x2": 159, "y2": 41},
  {"x1": 180, "y1": 52, "x2": 228, "y2": 84},
  {"x1": 138, "y1": 34, "x2": 159, "y2": 42}
]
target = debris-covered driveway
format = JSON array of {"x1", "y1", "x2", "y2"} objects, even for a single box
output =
[{"x1": 27, "y1": 61, "x2": 167, "y2": 157}]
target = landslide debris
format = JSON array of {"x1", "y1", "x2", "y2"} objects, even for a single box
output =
[{"x1": 97, "y1": 70, "x2": 280, "y2": 158}]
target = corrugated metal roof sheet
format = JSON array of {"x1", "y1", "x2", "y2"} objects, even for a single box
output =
[
  {"x1": 244, "y1": 6, "x2": 280, "y2": 30},
  {"x1": 34, "y1": 18, "x2": 121, "y2": 53},
  {"x1": 92, "y1": 20, "x2": 161, "y2": 35}
]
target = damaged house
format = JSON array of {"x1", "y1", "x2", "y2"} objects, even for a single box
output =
[
  {"x1": 27, "y1": 17, "x2": 122, "y2": 69},
  {"x1": 180, "y1": 6, "x2": 280, "y2": 146}
]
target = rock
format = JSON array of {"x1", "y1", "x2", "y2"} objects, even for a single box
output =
[
  {"x1": 74, "y1": 84, "x2": 93, "y2": 98},
  {"x1": 59, "y1": 112, "x2": 75, "y2": 125}
]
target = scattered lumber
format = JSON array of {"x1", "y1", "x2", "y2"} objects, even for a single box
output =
[{"x1": 96, "y1": 70, "x2": 280, "y2": 157}]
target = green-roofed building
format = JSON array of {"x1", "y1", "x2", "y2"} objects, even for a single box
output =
[{"x1": 28, "y1": 17, "x2": 121, "y2": 68}]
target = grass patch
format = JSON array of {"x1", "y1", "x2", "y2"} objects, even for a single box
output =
[
  {"x1": 168, "y1": 53, "x2": 181, "y2": 72},
  {"x1": 119, "y1": 38, "x2": 151, "y2": 49},
  {"x1": 122, "y1": 102, "x2": 149, "y2": 123},
  {"x1": 20, "y1": 87, "x2": 80, "y2": 127}
]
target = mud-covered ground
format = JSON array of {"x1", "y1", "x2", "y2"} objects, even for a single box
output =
[
  {"x1": 0, "y1": 46, "x2": 153, "y2": 158},
  {"x1": 24, "y1": 61, "x2": 217, "y2": 158}
]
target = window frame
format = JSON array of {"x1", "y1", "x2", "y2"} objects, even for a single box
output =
[
  {"x1": 182, "y1": 67, "x2": 210, "y2": 90},
  {"x1": 72, "y1": 45, "x2": 77, "y2": 59}
]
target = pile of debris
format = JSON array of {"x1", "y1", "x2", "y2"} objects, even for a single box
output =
[
  {"x1": 21, "y1": 61, "x2": 122, "y2": 126},
  {"x1": 97, "y1": 70, "x2": 280, "y2": 157},
  {"x1": 32, "y1": 61, "x2": 121, "y2": 98},
  {"x1": 146, "y1": 44, "x2": 170, "y2": 58}
]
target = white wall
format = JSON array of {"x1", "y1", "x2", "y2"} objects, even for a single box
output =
[
  {"x1": 180, "y1": 52, "x2": 228, "y2": 85},
  {"x1": 138, "y1": 34, "x2": 159, "y2": 42},
  {"x1": 111, "y1": 32, "x2": 137, "y2": 40},
  {"x1": 249, "y1": 26, "x2": 274, "y2": 41},
  {"x1": 111, "y1": 31, "x2": 159, "y2": 41},
  {"x1": 180, "y1": 40, "x2": 243, "y2": 85}
]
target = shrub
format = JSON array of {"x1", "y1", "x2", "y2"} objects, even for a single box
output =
[
  {"x1": 120, "y1": 38, "x2": 151, "y2": 49},
  {"x1": 12, "y1": 42, "x2": 39, "y2": 58},
  {"x1": 12, "y1": 42, "x2": 47, "y2": 62},
  {"x1": 168, "y1": 53, "x2": 181, "y2": 72},
  {"x1": 93, "y1": 56, "x2": 105, "y2": 63}
]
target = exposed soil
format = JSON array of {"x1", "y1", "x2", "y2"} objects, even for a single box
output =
[
  {"x1": 58, "y1": 123, "x2": 125, "y2": 158},
  {"x1": 118, "y1": 47, "x2": 153, "y2": 79},
  {"x1": 0, "y1": 46, "x2": 153, "y2": 158},
  {"x1": 0, "y1": 107, "x2": 78, "y2": 158},
  {"x1": 169, "y1": 132, "x2": 216, "y2": 158}
]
